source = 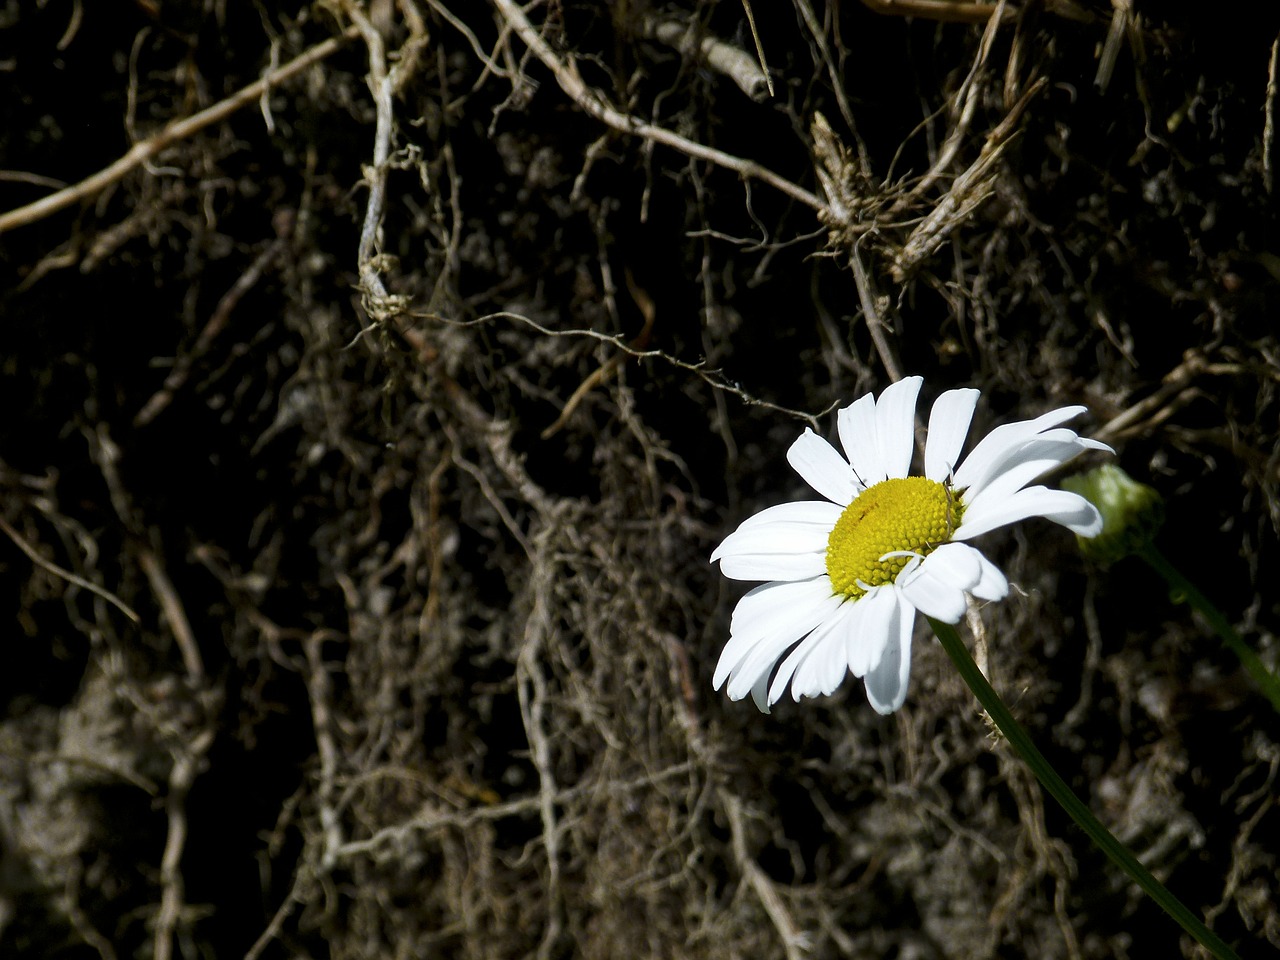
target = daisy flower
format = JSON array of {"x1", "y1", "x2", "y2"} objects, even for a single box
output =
[{"x1": 711, "y1": 376, "x2": 1110, "y2": 715}]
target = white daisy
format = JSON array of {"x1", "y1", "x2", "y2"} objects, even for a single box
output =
[{"x1": 711, "y1": 376, "x2": 1110, "y2": 715}]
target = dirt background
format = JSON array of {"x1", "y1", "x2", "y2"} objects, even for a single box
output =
[{"x1": 2, "y1": 1, "x2": 1279, "y2": 958}]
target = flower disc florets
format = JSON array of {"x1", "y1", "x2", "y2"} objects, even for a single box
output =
[{"x1": 826, "y1": 477, "x2": 962, "y2": 598}]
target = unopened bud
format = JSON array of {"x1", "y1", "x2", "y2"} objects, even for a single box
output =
[{"x1": 1061, "y1": 464, "x2": 1165, "y2": 565}]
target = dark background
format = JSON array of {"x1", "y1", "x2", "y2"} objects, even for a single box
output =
[{"x1": 1, "y1": 1, "x2": 1277, "y2": 958}]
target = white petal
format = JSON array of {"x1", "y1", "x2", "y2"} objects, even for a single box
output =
[
  {"x1": 922, "y1": 542, "x2": 984, "y2": 586},
  {"x1": 952, "y1": 406, "x2": 1090, "y2": 495},
  {"x1": 786, "y1": 429, "x2": 856, "y2": 505},
  {"x1": 717, "y1": 552, "x2": 827, "y2": 582},
  {"x1": 1038, "y1": 490, "x2": 1104, "y2": 535},
  {"x1": 925, "y1": 387, "x2": 979, "y2": 482},
  {"x1": 768, "y1": 636, "x2": 814, "y2": 704},
  {"x1": 959, "y1": 433, "x2": 1106, "y2": 523},
  {"x1": 1022, "y1": 405, "x2": 1090, "y2": 431},
  {"x1": 713, "y1": 579, "x2": 834, "y2": 689},
  {"x1": 1017, "y1": 427, "x2": 1112, "y2": 457},
  {"x1": 961, "y1": 432, "x2": 1110, "y2": 498},
  {"x1": 733, "y1": 500, "x2": 845, "y2": 532},
  {"x1": 875, "y1": 376, "x2": 923, "y2": 480},
  {"x1": 788, "y1": 622, "x2": 850, "y2": 701},
  {"x1": 897, "y1": 543, "x2": 981, "y2": 622},
  {"x1": 768, "y1": 600, "x2": 856, "y2": 704},
  {"x1": 956, "y1": 486, "x2": 1103, "y2": 540},
  {"x1": 971, "y1": 550, "x2": 1009, "y2": 601},
  {"x1": 864, "y1": 590, "x2": 915, "y2": 714},
  {"x1": 1078, "y1": 437, "x2": 1115, "y2": 454},
  {"x1": 847, "y1": 585, "x2": 896, "y2": 677},
  {"x1": 896, "y1": 543, "x2": 1008, "y2": 616},
  {"x1": 837, "y1": 392, "x2": 883, "y2": 486},
  {"x1": 898, "y1": 578, "x2": 967, "y2": 623},
  {"x1": 810, "y1": 618, "x2": 856, "y2": 696},
  {"x1": 721, "y1": 584, "x2": 844, "y2": 702},
  {"x1": 960, "y1": 445, "x2": 1084, "y2": 515},
  {"x1": 711, "y1": 503, "x2": 837, "y2": 582},
  {"x1": 712, "y1": 523, "x2": 829, "y2": 561},
  {"x1": 726, "y1": 600, "x2": 838, "y2": 703},
  {"x1": 749, "y1": 671, "x2": 772, "y2": 713}
]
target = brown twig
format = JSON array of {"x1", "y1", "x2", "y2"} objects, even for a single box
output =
[
  {"x1": 0, "y1": 28, "x2": 357, "y2": 236},
  {"x1": 860, "y1": 0, "x2": 1016, "y2": 24},
  {"x1": 896, "y1": 0, "x2": 1009, "y2": 207},
  {"x1": 793, "y1": 0, "x2": 867, "y2": 166},
  {"x1": 305, "y1": 631, "x2": 345, "y2": 869},
  {"x1": 640, "y1": 14, "x2": 771, "y2": 102},
  {"x1": 1094, "y1": 0, "x2": 1132, "y2": 92},
  {"x1": 329, "y1": 762, "x2": 696, "y2": 861},
  {"x1": 135, "y1": 228, "x2": 289, "y2": 427},
  {"x1": 890, "y1": 76, "x2": 1048, "y2": 281},
  {"x1": 342, "y1": 0, "x2": 427, "y2": 322},
  {"x1": 517, "y1": 547, "x2": 565, "y2": 960},
  {"x1": 137, "y1": 549, "x2": 205, "y2": 684},
  {"x1": 153, "y1": 728, "x2": 215, "y2": 960},
  {"x1": 724, "y1": 793, "x2": 809, "y2": 960},
  {"x1": 1265, "y1": 31, "x2": 1279, "y2": 195},
  {"x1": 422, "y1": 308, "x2": 826, "y2": 428},
  {"x1": 540, "y1": 270, "x2": 657, "y2": 439},
  {"x1": 738, "y1": 0, "x2": 775, "y2": 97},
  {"x1": 850, "y1": 248, "x2": 905, "y2": 384},
  {"x1": 87, "y1": 425, "x2": 208, "y2": 684},
  {"x1": 490, "y1": 0, "x2": 830, "y2": 217},
  {"x1": 1092, "y1": 351, "x2": 1207, "y2": 443},
  {"x1": 0, "y1": 514, "x2": 140, "y2": 624}
]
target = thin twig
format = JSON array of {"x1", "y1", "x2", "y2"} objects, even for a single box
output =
[
  {"x1": 860, "y1": 0, "x2": 1015, "y2": 24},
  {"x1": 330, "y1": 762, "x2": 695, "y2": 861},
  {"x1": 0, "y1": 514, "x2": 140, "y2": 623},
  {"x1": 1265, "y1": 31, "x2": 1279, "y2": 195},
  {"x1": 793, "y1": 0, "x2": 866, "y2": 166},
  {"x1": 540, "y1": 270, "x2": 656, "y2": 439},
  {"x1": 640, "y1": 14, "x2": 771, "y2": 102},
  {"x1": 490, "y1": 0, "x2": 829, "y2": 217},
  {"x1": 136, "y1": 228, "x2": 289, "y2": 427},
  {"x1": 1095, "y1": 0, "x2": 1131, "y2": 92},
  {"x1": 898, "y1": 0, "x2": 1008, "y2": 206},
  {"x1": 517, "y1": 542, "x2": 564, "y2": 960},
  {"x1": 424, "y1": 0, "x2": 510, "y2": 78},
  {"x1": 305, "y1": 631, "x2": 346, "y2": 870},
  {"x1": 153, "y1": 729, "x2": 216, "y2": 960},
  {"x1": 62, "y1": 866, "x2": 119, "y2": 960},
  {"x1": 346, "y1": 2, "x2": 395, "y2": 310},
  {"x1": 724, "y1": 793, "x2": 809, "y2": 960},
  {"x1": 420, "y1": 308, "x2": 826, "y2": 428},
  {"x1": 243, "y1": 881, "x2": 306, "y2": 960},
  {"x1": 0, "y1": 28, "x2": 357, "y2": 236},
  {"x1": 890, "y1": 76, "x2": 1047, "y2": 280},
  {"x1": 850, "y1": 247, "x2": 905, "y2": 384},
  {"x1": 1092, "y1": 351, "x2": 1208, "y2": 443},
  {"x1": 737, "y1": 0, "x2": 774, "y2": 97},
  {"x1": 137, "y1": 549, "x2": 205, "y2": 684},
  {"x1": 342, "y1": 0, "x2": 427, "y2": 321}
]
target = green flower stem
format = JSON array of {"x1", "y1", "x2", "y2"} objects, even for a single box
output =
[
  {"x1": 1138, "y1": 544, "x2": 1280, "y2": 715},
  {"x1": 928, "y1": 617, "x2": 1240, "y2": 960}
]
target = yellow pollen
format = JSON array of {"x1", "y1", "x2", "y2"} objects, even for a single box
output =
[{"x1": 826, "y1": 476, "x2": 963, "y2": 599}]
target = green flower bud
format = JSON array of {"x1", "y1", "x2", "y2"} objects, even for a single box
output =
[{"x1": 1061, "y1": 464, "x2": 1165, "y2": 566}]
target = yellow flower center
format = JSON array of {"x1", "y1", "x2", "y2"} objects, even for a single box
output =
[{"x1": 826, "y1": 476, "x2": 963, "y2": 599}]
